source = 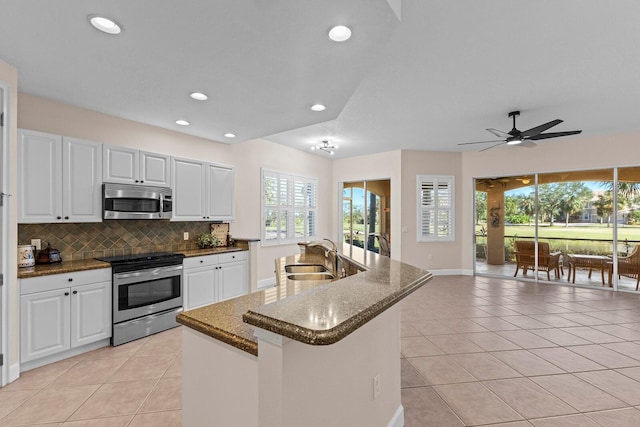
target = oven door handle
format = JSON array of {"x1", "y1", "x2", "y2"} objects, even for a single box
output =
[{"x1": 114, "y1": 265, "x2": 183, "y2": 281}]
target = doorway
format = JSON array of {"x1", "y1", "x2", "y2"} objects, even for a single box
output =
[
  {"x1": 340, "y1": 179, "x2": 390, "y2": 265},
  {"x1": 0, "y1": 86, "x2": 5, "y2": 386}
]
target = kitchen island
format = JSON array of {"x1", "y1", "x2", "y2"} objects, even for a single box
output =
[{"x1": 177, "y1": 246, "x2": 432, "y2": 427}]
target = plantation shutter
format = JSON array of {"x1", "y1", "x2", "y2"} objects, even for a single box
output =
[{"x1": 417, "y1": 175, "x2": 455, "y2": 242}]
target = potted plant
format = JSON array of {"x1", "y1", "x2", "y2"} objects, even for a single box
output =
[{"x1": 196, "y1": 233, "x2": 220, "y2": 248}]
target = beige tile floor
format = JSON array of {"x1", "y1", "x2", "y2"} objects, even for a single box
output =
[
  {"x1": 4, "y1": 275, "x2": 640, "y2": 426},
  {"x1": 401, "y1": 275, "x2": 640, "y2": 426}
]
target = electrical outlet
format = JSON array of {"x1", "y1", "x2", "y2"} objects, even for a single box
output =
[
  {"x1": 401, "y1": 226, "x2": 408, "y2": 233},
  {"x1": 31, "y1": 239, "x2": 41, "y2": 250},
  {"x1": 428, "y1": 253, "x2": 433, "y2": 260},
  {"x1": 183, "y1": 232, "x2": 189, "y2": 240},
  {"x1": 373, "y1": 374, "x2": 380, "y2": 400}
]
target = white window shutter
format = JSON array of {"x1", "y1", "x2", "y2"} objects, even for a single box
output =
[{"x1": 417, "y1": 175, "x2": 454, "y2": 242}]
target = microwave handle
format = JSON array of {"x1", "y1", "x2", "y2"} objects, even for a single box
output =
[{"x1": 159, "y1": 193, "x2": 164, "y2": 214}]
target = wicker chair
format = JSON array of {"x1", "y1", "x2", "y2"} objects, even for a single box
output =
[
  {"x1": 513, "y1": 241, "x2": 563, "y2": 280},
  {"x1": 613, "y1": 245, "x2": 640, "y2": 290}
]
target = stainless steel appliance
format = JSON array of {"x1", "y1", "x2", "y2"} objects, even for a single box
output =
[
  {"x1": 103, "y1": 183, "x2": 172, "y2": 220},
  {"x1": 96, "y1": 252, "x2": 185, "y2": 346}
]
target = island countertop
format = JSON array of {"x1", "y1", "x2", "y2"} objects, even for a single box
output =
[{"x1": 176, "y1": 251, "x2": 432, "y2": 355}]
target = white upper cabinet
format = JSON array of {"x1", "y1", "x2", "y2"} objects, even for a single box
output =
[
  {"x1": 173, "y1": 157, "x2": 235, "y2": 221},
  {"x1": 103, "y1": 145, "x2": 170, "y2": 187},
  {"x1": 19, "y1": 129, "x2": 102, "y2": 223},
  {"x1": 172, "y1": 157, "x2": 206, "y2": 220},
  {"x1": 207, "y1": 164, "x2": 235, "y2": 221}
]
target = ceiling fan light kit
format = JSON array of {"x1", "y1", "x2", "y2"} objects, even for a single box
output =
[
  {"x1": 459, "y1": 110, "x2": 582, "y2": 151},
  {"x1": 311, "y1": 140, "x2": 338, "y2": 155}
]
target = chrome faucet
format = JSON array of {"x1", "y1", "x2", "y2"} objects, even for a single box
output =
[{"x1": 308, "y1": 239, "x2": 341, "y2": 278}]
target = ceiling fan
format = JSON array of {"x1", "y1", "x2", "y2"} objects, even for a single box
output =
[{"x1": 458, "y1": 111, "x2": 582, "y2": 151}]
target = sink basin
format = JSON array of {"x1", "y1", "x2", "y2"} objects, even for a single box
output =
[
  {"x1": 284, "y1": 264, "x2": 329, "y2": 274},
  {"x1": 286, "y1": 273, "x2": 334, "y2": 281}
]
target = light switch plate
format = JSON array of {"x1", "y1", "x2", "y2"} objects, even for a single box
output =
[
  {"x1": 183, "y1": 232, "x2": 189, "y2": 240},
  {"x1": 31, "y1": 239, "x2": 41, "y2": 250}
]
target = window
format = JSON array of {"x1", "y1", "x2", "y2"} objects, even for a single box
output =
[
  {"x1": 417, "y1": 175, "x2": 454, "y2": 242},
  {"x1": 262, "y1": 168, "x2": 318, "y2": 246}
]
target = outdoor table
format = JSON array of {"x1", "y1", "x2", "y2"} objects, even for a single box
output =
[{"x1": 567, "y1": 254, "x2": 610, "y2": 285}]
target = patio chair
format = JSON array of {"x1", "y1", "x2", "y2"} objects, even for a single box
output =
[
  {"x1": 612, "y1": 245, "x2": 640, "y2": 290},
  {"x1": 513, "y1": 241, "x2": 563, "y2": 280}
]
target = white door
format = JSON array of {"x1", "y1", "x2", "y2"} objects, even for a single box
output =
[
  {"x1": 184, "y1": 266, "x2": 217, "y2": 310},
  {"x1": 103, "y1": 145, "x2": 139, "y2": 184},
  {"x1": 219, "y1": 260, "x2": 248, "y2": 301},
  {"x1": 172, "y1": 157, "x2": 206, "y2": 220},
  {"x1": 62, "y1": 137, "x2": 102, "y2": 222},
  {"x1": 140, "y1": 151, "x2": 170, "y2": 187},
  {"x1": 207, "y1": 164, "x2": 235, "y2": 221},
  {"x1": 0, "y1": 86, "x2": 4, "y2": 385},
  {"x1": 18, "y1": 129, "x2": 63, "y2": 222},
  {"x1": 20, "y1": 289, "x2": 71, "y2": 363},
  {"x1": 70, "y1": 281, "x2": 111, "y2": 347}
]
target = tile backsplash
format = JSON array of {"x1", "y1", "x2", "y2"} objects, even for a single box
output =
[{"x1": 18, "y1": 221, "x2": 215, "y2": 261}]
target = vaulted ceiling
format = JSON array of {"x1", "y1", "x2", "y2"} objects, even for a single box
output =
[{"x1": 2, "y1": 1, "x2": 639, "y2": 159}]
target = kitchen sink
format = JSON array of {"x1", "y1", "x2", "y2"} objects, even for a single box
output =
[
  {"x1": 286, "y1": 273, "x2": 334, "y2": 281},
  {"x1": 284, "y1": 264, "x2": 329, "y2": 274}
]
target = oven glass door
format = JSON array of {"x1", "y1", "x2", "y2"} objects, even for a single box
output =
[
  {"x1": 105, "y1": 197, "x2": 161, "y2": 214},
  {"x1": 119, "y1": 275, "x2": 180, "y2": 310}
]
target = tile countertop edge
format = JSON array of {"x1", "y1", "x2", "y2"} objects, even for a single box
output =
[
  {"x1": 242, "y1": 271, "x2": 433, "y2": 346},
  {"x1": 176, "y1": 312, "x2": 258, "y2": 357}
]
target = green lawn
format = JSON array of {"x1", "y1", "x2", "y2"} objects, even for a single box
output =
[{"x1": 476, "y1": 223, "x2": 640, "y2": 258}]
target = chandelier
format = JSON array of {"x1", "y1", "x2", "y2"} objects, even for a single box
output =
[{"x1": 310, "y1": 140, "x2": 338, "y2": 155}]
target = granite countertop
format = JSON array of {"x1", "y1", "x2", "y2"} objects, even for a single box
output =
[
  {"x1": 177, "y1": 251, "x2": 432, "y2": 356},
  {"x1": 17, "y1": 258, "x2": 111, "y2": 279},
  {"x1": 18, "y1": 246, "x2": 248, "y2": 279}
]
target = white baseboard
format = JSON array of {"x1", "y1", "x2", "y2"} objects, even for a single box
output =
[
  {"x1": 257, "y1": 277, "x2": 276, "y2": 290},
  {"x1": 388, "y1": 405, "x2": 404, "y2": 427},
  {"x1": 9, "y1": 362, "x2": 20, "y2": 384},
  {"x1": 428, "y1": 268, "x2": 473, "y2": 276}
]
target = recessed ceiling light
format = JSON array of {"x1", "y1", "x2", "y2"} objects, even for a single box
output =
[
  {"x1": 224, "y1": 133, "x2": 236, "y2": 138},
  {"x1": 190, "y1": 92, "x2": 208, "y2": 101},
  {"x1": 88, "y1": 15, "x2": 122, "y2": 35},
  {"x1": 310, "y1": 104, "x2": 326, "y2": 112},
  {"x1": 176, "y1": 119, "x2": 190, "y2": 126},
  {"x1": 328, "y1": 25, "x2": 351, "y2": 42}
]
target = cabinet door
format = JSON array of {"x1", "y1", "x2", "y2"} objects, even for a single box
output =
[
  {"x1": 219, "y1": 260, "x2": 248, "y2": 301},
  {"x1": 70, "y1": 281, "x2": 112, "y2": 348},
  {"x1": 184, "y1": 266, "x2": 217, "y2": 310},
  {"x1": 21, "y1": 289, "x2": 70, "y2": 363},
  {"x1": 140, "y1": 151, "x2": 171, "y2": 187},
  {"x1": 207, "y1": 164, "x2": 235, "y2": 221},
  {"x1": 103, "y1": 145, "x2": 139, "y2": 184},
  {"x1": 172, "y1": 157, "x2": 206, "y2": 220},
  {"x1": 18, "y1": 129, "x2": 63, "y2": 223},
  {"x1": 63, "y1": 137, "x2": 103, "y2": 222}
]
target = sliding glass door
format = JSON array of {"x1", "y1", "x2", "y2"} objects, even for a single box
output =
[{"x1": 474, "y1": 168, "x2": 640, "y2": 292}]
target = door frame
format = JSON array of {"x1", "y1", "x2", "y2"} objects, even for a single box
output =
[{"x1": 0, "y1": 82, "x2": 8, "y2": 386}]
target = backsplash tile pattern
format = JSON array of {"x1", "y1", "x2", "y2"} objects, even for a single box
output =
[{"x1": 19, "y1": 221, "x2": 213, "y2": 261}]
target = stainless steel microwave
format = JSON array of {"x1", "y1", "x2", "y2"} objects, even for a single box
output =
[{"x1": 103, "y1": 183, "x2": 172, "y2": 220}]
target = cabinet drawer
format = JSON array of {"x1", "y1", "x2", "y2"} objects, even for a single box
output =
[
  {"x1": 183, "y1": 254, "x2": 219, "y2": 269},
  {"x1": 21, "y1": 268, "x2": 112, "y2": 295},
  {"x1": 219, "y1": 251, "x2": 247, "y2": 264}
]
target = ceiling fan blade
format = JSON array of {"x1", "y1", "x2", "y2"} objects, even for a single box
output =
[
  {"x1": 486, "y1": 128, "x2": 510, "y2": 138},
  {"x1": 479, "y1": 142, "x2": 505, "y2": 152},
  {"x1": 457, "y1": 139, "x2": 504, "y2": 146},
  {"x1": 520, "y1": 119, "x2": 563, "y2": 137},
  {"x1": 528, "y1": 130, "x2": 582, "y2": 141}
]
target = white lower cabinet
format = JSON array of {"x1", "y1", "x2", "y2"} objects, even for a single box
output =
[
  {"x1": 20, "y1": 269, "x2": 112, "y2": 365},
  {"x1": 184, "y1": 251, "x2": 248, "y2": 310}
]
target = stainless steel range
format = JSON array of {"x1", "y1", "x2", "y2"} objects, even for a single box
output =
[{"x1": 96, "y1": 252, "x2": 185, "y2": 346}]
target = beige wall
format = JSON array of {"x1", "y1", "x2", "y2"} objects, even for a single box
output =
[
  {"x1": 460, "y1": 132, "x2": 640, "y2": 271},
  {"x1": 17, "y1": 94, "x2": 333, "y2": 282},
  {"x1": 333, "y1": 150, "x2": 402, "y2": 259},
  {"x1": 400, "y1": 150, "x2": 464, "y2": 272},
  {"x1": 0, "y1": 59, "x2": 19, "y2": 380}
]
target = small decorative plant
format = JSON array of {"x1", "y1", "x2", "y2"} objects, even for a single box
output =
[{"x1": 196, "y1": 233, "x2": 220, "y2": 248}]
